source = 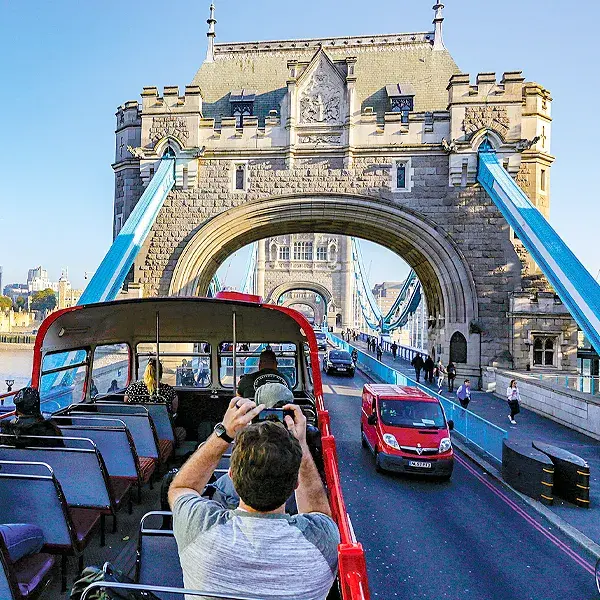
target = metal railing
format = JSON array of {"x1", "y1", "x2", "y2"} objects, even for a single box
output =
[
  {"x1": 357, "y1": 332, "x2": 425, "y2": 363},
  {"x1": 535, "y1": 373, "x2": 600, "y2": 396},
  {"x1": 327, "y1": 333, "x2": 507, "y2": 463}
]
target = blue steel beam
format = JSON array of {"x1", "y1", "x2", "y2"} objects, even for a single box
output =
[
  {"x1": 478, "y1": 149, "x2": 600, "y2": 356},
  {"x1": 78, "y1": 158, "x2": 175, "y2": 304}
]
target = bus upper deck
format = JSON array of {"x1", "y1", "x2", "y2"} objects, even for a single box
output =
[{"x1": 0, "y1": 295, "x2": 369, "y2": 600}]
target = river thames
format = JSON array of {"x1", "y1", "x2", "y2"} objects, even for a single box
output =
[{"x1": 0, "y1": 346, "x2": 33, "y2": 392}]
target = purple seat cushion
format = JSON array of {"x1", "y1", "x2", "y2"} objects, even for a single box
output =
[
  {"x1": 14, "y1": 552, "x2": 55, "y2": 596},
  {"x1": 0, "y1": 524, "x2": 44, "y2": 564}
]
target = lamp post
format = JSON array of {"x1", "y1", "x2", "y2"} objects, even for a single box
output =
[{"x1": 5, "y1": 379, "x2": 14, "y2": 393}]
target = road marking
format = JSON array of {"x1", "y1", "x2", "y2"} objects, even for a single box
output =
[{"x1": 456, "y1": 454, "x2": 595, "y2": 575}]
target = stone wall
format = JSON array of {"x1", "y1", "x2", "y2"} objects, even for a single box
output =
[{"x1": 484, "y1": 368, "x2": 600, "y2": 440}]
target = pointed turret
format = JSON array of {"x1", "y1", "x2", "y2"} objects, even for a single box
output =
[
  {"x1": 432, "y1": 3, "x2": 446, "y2": 51},
  {"x1": 205, "y1": 3, "x2": 216, "y2": 63}
]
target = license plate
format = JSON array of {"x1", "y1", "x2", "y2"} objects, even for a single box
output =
[
  {"x1": 337, "y1": 367, "x2": 347, "y2": 371},
  {"x1": 408, "y1": 460, "x2": 432, "y2": 469}
]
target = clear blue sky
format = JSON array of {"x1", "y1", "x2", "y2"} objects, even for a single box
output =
[{"x1": 1, "y1": 1, "x2": 598, "y2": 290}]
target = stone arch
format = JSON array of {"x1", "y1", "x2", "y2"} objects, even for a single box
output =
[
  {"x1": 266, "y1": 281, "x2": 333, "y2": 308},
  {"x1": 168, "y1": 193, "x2": 478, "y2": 332},
  {"x1": 154, "y1": 136, "x2": 185, "y2": 157},
  {"x1": 282, "y1": 300, "x2": 319, "y2": 323},
  {"x1": 449, "y1": 331, "x2": 468, "y2": 364},
  {"x1": 470, "y1": 129, "x2": 505, "y2": 152}
]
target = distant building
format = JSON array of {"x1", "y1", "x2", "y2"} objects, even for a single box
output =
[
  {"x1": 0, "y1": 266, "x2": 3, "y2": 297},
  {"x1": 27, "y1": 266, "x2": 58, "y2": 293},
  {"x1": 57, "y1": 273, "x2": 83, "y2": 309},
  {"x1": 372, "y1": 281, "x2": 404, "y2": 316},
  {"x1": 3, "y1": 284, "x2": 28, "y2": 303}
]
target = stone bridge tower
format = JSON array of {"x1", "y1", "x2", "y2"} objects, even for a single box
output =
[
  {"x1": 256, "y1": 234, "x2": 354, "y2": 329},
  {"x1": 111, "y1": 4, "x2": 578, "y2": 382}
]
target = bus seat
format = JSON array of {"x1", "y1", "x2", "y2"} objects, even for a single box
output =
[
  {"x1": 0, "y1": 461, "x2": 100, "y2": 591},
  {"x1": 68, "y1": 410, "x2": 160, "y2": 462},
  {"x1": 0, "y1": 525, "x2": 56, "y2": 600},
  {"x1": 136, "y1": 512, "x2": 183, "y2": 600},
  {"x1": 0, "y1": 436, "x2": 129, "y2": 545}
]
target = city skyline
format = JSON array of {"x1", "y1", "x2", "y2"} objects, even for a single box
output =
[{"x1": 1, "y1": 1, "x2": 598, "y2": 289}]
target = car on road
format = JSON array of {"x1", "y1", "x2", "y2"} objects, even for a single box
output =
[
  {"x1": 314, "y1": 331, "x2": 328, "y2": 351},
  {"x1": 360, "y1": 383, "x2": 454, "y2": 478},
  {"x1": 323, "y1": 349, "x2": 355, "y2": 377}
]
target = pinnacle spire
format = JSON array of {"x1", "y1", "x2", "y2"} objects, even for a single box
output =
[
  {"x1": 205, "y1": 2, "x2": 216, "y2": 63},
  {"x1": 432, "y1": 2, "x2": 446, "y2": 51}
]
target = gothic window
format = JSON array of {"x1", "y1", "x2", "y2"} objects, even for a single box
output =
[
  {"x1": 293, "y1": 241, "x2": 313, "y2": 261},
  {"x1": 232, "y1": 163, "x2": 248, "y2": 192},
  {"x1": 541, "y1": 169, "x2": 547, "y2": 192},
  {"x1": 396, "y1": 163, "x2": 406, "y2": 189},
  {"x1": 533, "y1": 337, "x2": 556, "y2": 367},
  {"x1": 278, "y1": 246, "x2": 290, "y2": 261},
  {"x1": 316, "y1": 246, "x2": 328, "y2": 261},
  {"x1": 449, "y1": 331, "x2": 467, "y2": 363},
  {"x1": 114, "y1": 213, "x2": 123, "y2": 238},
  {"x1": 230, "y1": 89, "x2": 256, "y2": 128},
  {"x1": 386, "y1": 84, "x2": 415, "y2": 124}
]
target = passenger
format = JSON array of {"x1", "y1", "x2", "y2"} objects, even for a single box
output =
[
  {"x1": 213, "y1": 383, "x2": 296, "y2": 511},
  {"x1": 90, "y1": 378, "x2": 99, "y2": 398},
  {"x1": 107, "y1": 379, "x2": 119, "y2": 393},
  {"x1": 236, "y1": 349, "x2": 291, "y2": 398},
  {"x1": 0, "y1": 387, "x2": 63, "y2": 448},
  {"x1": 169, "y1": 398, "x2": 339, "y2": 600},
  {"x1": 124, "y1": 360, "x2": 178, "y2": 414}
]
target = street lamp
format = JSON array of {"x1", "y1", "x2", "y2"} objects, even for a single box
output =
[{"x1": 5, "y1": 379, "x2": 14, "y2": 393}]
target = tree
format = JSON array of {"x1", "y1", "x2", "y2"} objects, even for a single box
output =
[
  {"x1": 30, "y1": 288, "x2": 57, "y2": 312},
  {"x1": 0, "y1": 296, "x2": 11, "y2": 311},
  {"x1": 15, "y1": 296, "x2": 26, "y2": 310}
]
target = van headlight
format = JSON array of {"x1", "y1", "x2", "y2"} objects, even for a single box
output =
[
  {"x1": 383, "y1": 433, "x2": 400, "y2": 450},
  {"x1": 439, "y1": 437, "x2": 452, "y2": 454}
]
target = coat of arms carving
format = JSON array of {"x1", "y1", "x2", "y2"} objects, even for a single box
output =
[
  {"x1": 463, "y1": 106, "x2": 510, "y2": 138},
  {"x1": 299, "y1": 61, "x2": 343, "y2": 125}
]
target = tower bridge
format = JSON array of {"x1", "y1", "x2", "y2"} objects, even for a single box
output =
[{"x1": 108, "y1": 3, "x2": 596, "y2": 384}]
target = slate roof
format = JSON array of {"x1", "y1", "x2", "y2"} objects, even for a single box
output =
[{"x1": 192, "y1": 32, "x2": 460, "y2": 123}]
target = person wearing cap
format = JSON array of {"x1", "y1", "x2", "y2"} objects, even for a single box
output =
[
  {"x1": 236, "y1": 349, "x2": 291, "y2": 398},
  {"x1": 212, "y1": 383, "x2": 297, "y2": 511},
  {"x1": 0, "y1": 387, "x2": 63, "y2": 448}
]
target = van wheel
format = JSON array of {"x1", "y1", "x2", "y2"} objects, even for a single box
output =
[{"x1": 360, "y1": 428, "x2": 367, "y2": 448}]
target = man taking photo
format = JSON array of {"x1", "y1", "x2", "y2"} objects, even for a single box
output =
[{"x1": 168, "y1": 397, "x2": 339, "y2": 600}]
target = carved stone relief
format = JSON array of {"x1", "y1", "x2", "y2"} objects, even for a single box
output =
[
  {"x1": 463, "y1": 106, "x2": 510, "y2": 138},
  {"x1": 299, "y1": 60, "x2": 343, "y2": 125},
  {"x1": 298, "y1": 135, "x2": 342, "y2": 145},
  {"x1": 149, "y1": 116, "x2": 190, "y2": 144}
]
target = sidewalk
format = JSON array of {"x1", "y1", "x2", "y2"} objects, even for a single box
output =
[{"x1": 350, "y1": 338, "x2": 600, "y2": 545}]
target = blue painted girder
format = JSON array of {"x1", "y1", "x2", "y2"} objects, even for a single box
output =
[
  {"x1": 478, "y1": 149, "x2": 600, "y2": 356},
  {"x1": 78, "y1": 158, "x2": 175, "y2": 305}
]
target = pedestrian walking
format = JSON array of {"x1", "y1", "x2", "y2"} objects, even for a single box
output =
[
  {"x1": 376, "y1": 344, "x2": 383, "y2": 362},
  {"x1": 411, "y1": 352, "x2": 424, "y2": 383},
  {"x1": 506, "y1": 379, "x2": 521, "y2": 425},
  {"x1": 435, "y1": 359, "x2": 446, "y2": 394},
  {"x1": 446, "y1": 361, "x2": 457, "y2": 392},
  {"x1": 391, "y1": 342, "x2": 398, "y2": 361},
  {"x1": 456, "y1": 379, "x2": 471, "y2": 409},
  {"x1": 424, "y1": 355, "x2": 435, "y2": 384}
]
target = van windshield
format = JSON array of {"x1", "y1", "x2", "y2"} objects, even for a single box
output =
[{"x1": 378, "y1": 399, "x2": 445, "y2": 428}]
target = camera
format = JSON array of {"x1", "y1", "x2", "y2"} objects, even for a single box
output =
[{"x1": 253, "y1": 407, "x2": 294, "y2": 424}]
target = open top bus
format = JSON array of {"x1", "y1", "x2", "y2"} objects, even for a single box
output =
[{"x1": 0, "y1": 294, "x2": 369, "y2": 600}]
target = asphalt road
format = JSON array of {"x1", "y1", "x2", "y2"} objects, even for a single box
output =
[{"x1": 321, "y1": 367, "x2": 598, "y2": 600}]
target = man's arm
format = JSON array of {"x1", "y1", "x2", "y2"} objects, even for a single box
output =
[
  {"x1": 284, "y1": 404, "x2": 332, "y2": 517},
  {"x1": 168, "y1": 397, "x2": 263, "y2": 508}
]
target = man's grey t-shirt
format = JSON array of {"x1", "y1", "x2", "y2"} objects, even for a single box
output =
[{"x1": 173, "y1": 494, "x2": 340, "y2": 600}]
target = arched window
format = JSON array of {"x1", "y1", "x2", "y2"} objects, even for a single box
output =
[
  {"x1": 449, "y1": 331, "x2": 467, "y2": 363},
  {"x1": 545, "y1": 339, "x2": 555, "y2": 366},
  {"x1": 293, "y1": 241, "x2": 313, "y2": 261},
  {"x1": 163, "y1": 146, "x2": 176, "y2": 158}
]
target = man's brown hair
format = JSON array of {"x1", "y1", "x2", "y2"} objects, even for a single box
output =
[{"x1": 230, "y1": 421, "x2": 302, "y2": 511}]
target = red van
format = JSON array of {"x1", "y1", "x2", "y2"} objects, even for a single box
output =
[{"x1": 360, "y1": 383, "x2": 454, "y2": 478}]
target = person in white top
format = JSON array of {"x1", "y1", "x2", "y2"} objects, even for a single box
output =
[
  {"x1": 435, "y1": 359, "x2": 446, "y2": 394},
  {"x1": 506, "y1": 379, "x2": 521, "y2": 425}
]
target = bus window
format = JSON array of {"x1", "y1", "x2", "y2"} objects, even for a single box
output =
[
  {"x1": 92, "y1": 343, "x2": 129, "y2": 395},
  {"x1": 136, "y1": 342, "x2": 211, "y2": 388},
  {"x1": 40, "y1": 349, "x2": 88, "y2": 410},
  {"x1": 218, "y1": 342, "x2": 297, "y2": 388}
]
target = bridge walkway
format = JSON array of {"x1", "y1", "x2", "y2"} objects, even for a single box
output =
[{"x1": 348, "y1": 338, "x2": 600, "y2": 546}]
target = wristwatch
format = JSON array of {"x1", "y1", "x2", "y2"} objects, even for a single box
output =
[{"x1": 214, "y1": 422, "x2": 234, "y2": 443}]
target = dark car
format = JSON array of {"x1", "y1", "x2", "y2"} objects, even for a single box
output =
[
  {"x1": 314, "y1": 331, "x2": 328, "y2": 351},
  {"x1": 323, "y1": 350, "x2": 355, "y2": 377}
]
